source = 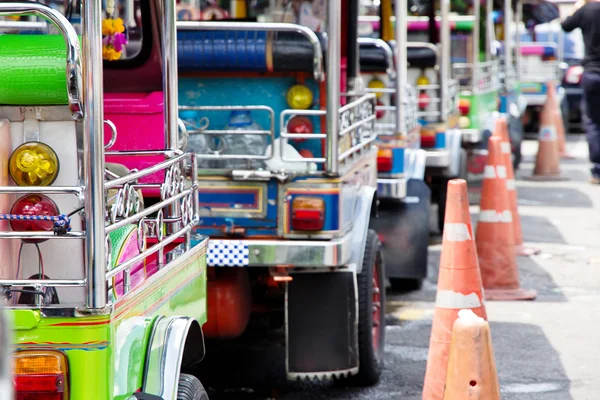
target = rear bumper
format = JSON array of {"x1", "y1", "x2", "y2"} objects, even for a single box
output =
[
  {"x1": 206, "y1": 234, "x2": 353, "y2": 268},
  {"x1": 424, "y1": 149, "x2": 450, "y2": 168},
  {"x1": 461, "y1": 129, "x2": 484, "y2": 144},
  {"x1": 377, "y1": 177, "x2": 407, "y2": 199}
]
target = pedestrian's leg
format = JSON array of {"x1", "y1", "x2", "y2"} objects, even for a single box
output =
[{"x1": 581, "y1": 73, "x2": 600, "y2": 181}]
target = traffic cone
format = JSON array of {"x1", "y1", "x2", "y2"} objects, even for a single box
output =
[
  {"x1": 526, "y1": 81, "x2": 568, "y2": 181},
  {"x1": 442, "y1": 309, "x2": 501, "y2": 400},
  {"x1": 422, "y1": 179, "x2": 487, "y2": 400},
  {"x1": 476, "y1": 137, "x2": 536, "y2": 301},
  {"x1": 546, "y1": 80, "x2": 574, "y2": 159},
  {"x1": 492, "y1": 117, "x2": 540, "y2": 257}
]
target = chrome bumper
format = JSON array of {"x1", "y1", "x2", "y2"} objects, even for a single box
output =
[
  {"x1": 523, "y1": 94, "x2": 547, "y2": 106},
  {"x1": 461, "y1": 129, "x2": 483, "y2": 144},
  {"x1": 377, "y1": 177, "x2": 407, "y2": 199},
  {"x1": 424, "y1": 150, "x2": 450, "y2": 168},
  {"x1": 206, "y1": 234, "x2": 353, "y2": 268}
]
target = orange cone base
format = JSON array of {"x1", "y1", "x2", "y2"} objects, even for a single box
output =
[
  {"x1": 484, "y1": 287, "x2": 537, "y2": 301},
  {"x1": 517, "y1": 243, "x2": 541, "y2": 257},
  {"x1": 523, "y1": 174, "x2": 569, "y2": 182}
]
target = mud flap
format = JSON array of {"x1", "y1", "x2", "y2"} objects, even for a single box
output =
[
  {"x1": 286, "y1": 270, "x2": 358, "y2": 380},
  {"x1": 370, "y1": 178, "x2": 430, "y2": 279}
]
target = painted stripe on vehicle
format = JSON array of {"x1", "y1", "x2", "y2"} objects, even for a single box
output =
[
  {"x1": 506, "y1": 179, "x2": 516, "y2": 191},
  {"x1": 443, "y1": 223, "x2": 471, "y2": 241},
  {"x1": 479, "y1": 209, "x2": 512, "y2": 223},
  {"x1": 435, "y1": 290, "x2": 482, "y2": 309}
]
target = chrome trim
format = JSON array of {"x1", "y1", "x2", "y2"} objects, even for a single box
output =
[
  {"x1": 394, "y1": 0, "x2": 407, "y2": 135},
  {"x1": 472, "y1": 0, "x2": 480, "y2": 90},
  {"x1": 177, "y1": 21, "x2": 324, "y2": 82},
  {"x1": 326, "y1": 2, "x2": 341, "y2": 175},
  {"x1": 81, "y1": 0, "x2": 106, "y2": 309},
  {"x1": 461, "y1": 129, "x2": 484, "y2": 143},
  {"x1": 162, "y1": 0, "x2": 179, "y2": 151},
  {"x1": 0, "y1": 304, "x2": 11, "y2": 400},
  {"x1": 515, "y1": 0, "x2": 522, "y2": 83},
  {"x1": 357, "y1": 38, "x2": 396, "y2": 79},
  {"x1": 207, "y1": 234, "x2": 354, "y2": 268},
  {"x1": 377, "y1": 177, "x2": 407, "y2": 199},
  {"x1": 440, "y1": 0, "x2": 450, "y2": 123},
  {"x1": 0, "y1": 3, "x2": 83, "y2": 120},
  {"x1": 0, "y1": 20, "x2": 46, "y2": 30},
  {"x1": 522, "y1": 94, "x2": 548, "y2": 106},
  {"x1": 143, "y1": 316, "x2": 201, "y2": 400},
  {"x1": 425, "y1": 150, "x2": 450, "y2": 168},
  {"x1": 504, "y1": 0, "x2": 512, "y2": 85}
]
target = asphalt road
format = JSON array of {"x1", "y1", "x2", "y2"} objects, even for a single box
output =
[{"x1": 200, "y1": 134, "x2": 600, "y2": 400}]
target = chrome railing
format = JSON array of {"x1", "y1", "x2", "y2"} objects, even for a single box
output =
[
  {"x1": 366, "y1": 84, "x2": 418, "y2": 135},
  {"x1": 358, "y1": 38, "x2": 396, "y2": 79},
  {"x1": 453, "y1": 60, "x2": 500, "y2": 93}
]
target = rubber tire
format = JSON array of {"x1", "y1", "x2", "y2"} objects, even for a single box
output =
[
  {"x1": 389, "y1": 278, "x2": 423, "y2": 292},
  {"x1": 177, "y1": 374, "x2": 209, "y2": 400},
  {"x1": 348, "y1": 229, "x2": 386, "y2": 387}
]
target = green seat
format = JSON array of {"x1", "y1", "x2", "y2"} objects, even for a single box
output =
[{"x1": 0, "y1": 34, "x2": 76, "y2": 105}]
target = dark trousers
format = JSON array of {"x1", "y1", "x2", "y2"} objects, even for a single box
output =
[{"x1": 581, "y1": 71, "x2": 600, "y2": 177}]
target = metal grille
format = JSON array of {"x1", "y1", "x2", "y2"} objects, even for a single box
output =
[{"x1": 452, "y1": 60, "x2": 501, "y2": 93}]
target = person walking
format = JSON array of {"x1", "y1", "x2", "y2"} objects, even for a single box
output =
[{"x1": 562, "y1": 0, "x2": 600, "y2": 183}]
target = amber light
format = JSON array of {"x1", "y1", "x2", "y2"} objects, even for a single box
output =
[
  {"x1": 291, "y1": 196, "x2": 325, "y2": 231},
  {"x1": 9, "y1": 142, "x2": 59, "y2": 187},
  {"x1": 458, "y1": 98, "x2": 471, "y2": 116},
  {"x1": 286, "y1": 85, "x2": 313, "y2": 110},
  {"x1": 10, "y1": 194, "x2": 60, "y2": 244},
  {"x1": 377, "y1": 149, "x2": 393, "y2": 172},
  {"x1": 14, "y1": 350, "x2": 69, "y2": 400}
]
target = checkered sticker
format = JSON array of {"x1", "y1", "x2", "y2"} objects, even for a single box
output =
[{"x1": 207, "y1": 240, "x2": 250, "y2": 267}]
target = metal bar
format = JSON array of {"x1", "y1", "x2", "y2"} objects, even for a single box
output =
[
  {"x1": 0, "y1": 232, "x2": 84, "y2": 239},
  {"x1": 0, "y1": 20, "x2": 46, "y2": 30},
  {"x1": 177, "y1": 21, "x2": 324, "y2": 82},
  {"x1": 0, "y1": 3, "x2": 83, "y2": 119},
  {"x1": 440, "y1": 0, "x2": 450, "y2": 122},
  {"x1": 0, "y1": 279, "x2": 85, "y2": 287},
  {"x1": 105, "y1": 154, "x2": 189, "y2": 189},
  {"x1": 106, "y1": 220, "x2": 198, "y2": 280},
  {"x1": 504, "y1": 0, "x2": 512, "y2": 92},
  {"x1": 105, "y1": 149, "x2": 182, "y2": 157},
  {"x1": 515, "y1": 0, "x2": 522, "y2": 83},
  {"x1": 472, "y1": 0, "x2": 480, "y2": 90},
  {"x1": 326, "y1": 0, "x2": 341, "y2": 176},
  {"x1": 106, "y1": 187, "x2": 196, "y2": 234},
  {"x1": 0, "y1": 186, "x2": 82, "y2": 195},
  {"x1": 81, "y1": 0, "x2": 106, "y2": 310},
  {"x1": 395, "y1": 0, "x2": 407, "y2": 135},
  {"x1": 486, "y1": 0, "x2": 493, "y2": 61}
]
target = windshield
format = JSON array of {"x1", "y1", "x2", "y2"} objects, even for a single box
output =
[{"x1": 0, "y1": 0, "x2": 144, "y2": 62}]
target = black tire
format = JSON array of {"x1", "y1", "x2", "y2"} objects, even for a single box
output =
[
  {"x1": 177, "y1": 374, "x2": 209, "y2": 400},
  {"x1": 389, "y1": 278, "x2": 423, "y2": 292},
  {"x1": 436, "y1": 178, "x2": 449, "y2": 234},
  {"x1": 348, "y1": 229, "x2": 385, "y2": 386}
]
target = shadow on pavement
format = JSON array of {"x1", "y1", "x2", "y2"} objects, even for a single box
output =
[
  {"x1": 519, "y1": 215, "x2": 567, "y2": 244},
  {"x1": 516, "y1": 186, "x2": 593, "y2": 208}
]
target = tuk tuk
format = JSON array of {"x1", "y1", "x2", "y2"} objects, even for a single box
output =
[
  {"x1": 358, "y1": 0, "x2": 430, "y2": 290},
  {"x1": 176, "y1": 0, "x2": 386, "y2": 385},
  {"x1": 404, "y1": 8, "x2": 463, "y2": 233},
  {"x1": 0, "y1": 1, "x2": 210, "y2": 399}
]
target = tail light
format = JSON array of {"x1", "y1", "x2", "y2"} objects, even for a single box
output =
[
  {"x1": 458, "y1": 99, "x2": 471, "y2": 116},
  {"x1": 287, "y1": 116, "x2": 314, "y2": 143},
  {"x1": 564, "y1": 65, "x2": 584, "y2": 85},
  {"x1": 9, "y1": 142, "x2": 59, "y2": 187},
  {"x1": 287, "y1": 84, "x2": 313, "y2": 110},
  {"x1": 10, "y1": 194, "x2": 60, "y2": 244},
  {"x1": 291, "y1": 196, "x2": 325, "y2": 231},
  {"x1": 418, "y1": 92, "x2": 430, "y2": 110},
  {"x1": 458, "y1": 116, "x2": 471, "y2": 129},
  {"x1": 420, "y1": 127, "x2": 436, "y2": 148},
  {"x1": 376, "y1": 100, "x2": 386, "y2": 119},
  {"x1": 377, "y1": 149, "x2": 393, "y2": 172},
  {"x1": 14, "y1": 350, "x2": 69, "y2": 400}
]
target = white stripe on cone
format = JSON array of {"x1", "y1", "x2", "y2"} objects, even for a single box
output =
[
  {"x1": 436, "y1": 290, "x2": 482, "y2": 309},
  {"x1": 483, "y1": 165, "x2": 496, "y2": 179},
  {"x1": 501, "y1": 142, "x2": 511, "y2": 154},
  {"x1": 496, "y1": 165, "x2": 507, "y2": 179},
  {"x1": 443, "y1": 223, "x2": 472, "y2": 242},
  {"x1": 479, "y1": 209, "x2": 513, "y2": 223},
  {"x1": 506, "y1": 179, "x2": 516, "y2": 191}
]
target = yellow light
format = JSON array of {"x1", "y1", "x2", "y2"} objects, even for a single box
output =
[
  {"x1": 417, "y1": 75, "x2": 430, "y2": 86},
  {"x1": 458, "y1": 116, "x2": 471, "y2": 129},
  {"x1": 286, "y1": 85, "x2": 313, "y2": 110},
  {"x1": 368, "y1": 79, "x2": 386, "y2": 98},
  {"x1": 14, "y1": 350, "x2": 67, "y2": 375},
  {"x1": 9, "y1": 142, "x2": 59, "y2": 186},
  {"x1": 292, "y1": 196, "x2": 325, "y2": 211}
]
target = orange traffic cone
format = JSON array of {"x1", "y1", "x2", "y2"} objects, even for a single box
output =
[
  {"x1": 546, "y1": 80, "x2": 574, "y2": 159},
  {"x1": 442, "y1": 309, "x2": 501, "y2": 400},
  {"x1": 492, "y1": 117, "x2": 541, "y2": 257},
  {"x1": 526, "y1": 81, "x2": 568, "y2": 181},
  {"x1": 422, "y1": 179, "x2": 487, "y2": 400},
  {"x1": 476, "y1": 137, "x2": 536, "y2": 301}
]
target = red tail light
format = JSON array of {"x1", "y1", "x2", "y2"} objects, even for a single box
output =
[
  {"x1": 375, "y1": 100, "x2": 386, "y2": 119},
  {"x1": 458, "y1": 98, "x2": 471, "y2": 116},
  {"x1": 420, "y1": 133, "x2": 436, "y2": 148},
  {"x1": 14, "y1": 350, "x2": 69, "y2": 400},
  {"x1": 287, "y1": 116, "x2": 314, "y2": 143},
  {"x1": 10, "y1": 194, "x2": 60, "y2": 244},
  {"x1": 565, "y1": 66, "x2": 583, "y2": 85},
  {"x1": 291, "y1": 197, "x2": 325, "y2": 231},
  {"x1": 377, "y1": 149, "x2": 393, "y2": 172}
]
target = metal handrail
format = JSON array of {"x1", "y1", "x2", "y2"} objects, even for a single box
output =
[
  {"x1": 453, "y1": 60, "x2": 500, "y2": 93},
  {"x1": 358, "y1": 38, "x2": 396, "y2": 79},
  {"x1": 0, "y1": 3, "x2": 83, "y2": 120},
  {"x1": 0, "y1": 20, "x2": 47, "y2": 30},
  {"x1": 177, "y1": 21, "x2": 325, "y2": 82}
]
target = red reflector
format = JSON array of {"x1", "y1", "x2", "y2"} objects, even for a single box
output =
[
  {"x1": 292, "y1": 209, "x2": 324, "y2": 231},
  {"x1": 421, "y1": 135, "x2": 436, "y2": 148},
  {"x1": 377, "y1": 155, "x2": 393, "y2": 172},
  {"x1": 15, "y1": 374, "x2": 65, "y2": 399}
]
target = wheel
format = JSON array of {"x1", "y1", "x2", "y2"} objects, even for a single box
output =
[
  {"x1": 177, "y1": 374, "x2": 209, "y2": 400},
  {"x1": 348, "y1": 229, "x2": 385, "y2": 386},
  {"x1": 436, "y1": 178, "x2": 449, "y2": 234},
  {"x1": 389, "y1": 278, "x2": 423, "y2": 292}
]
